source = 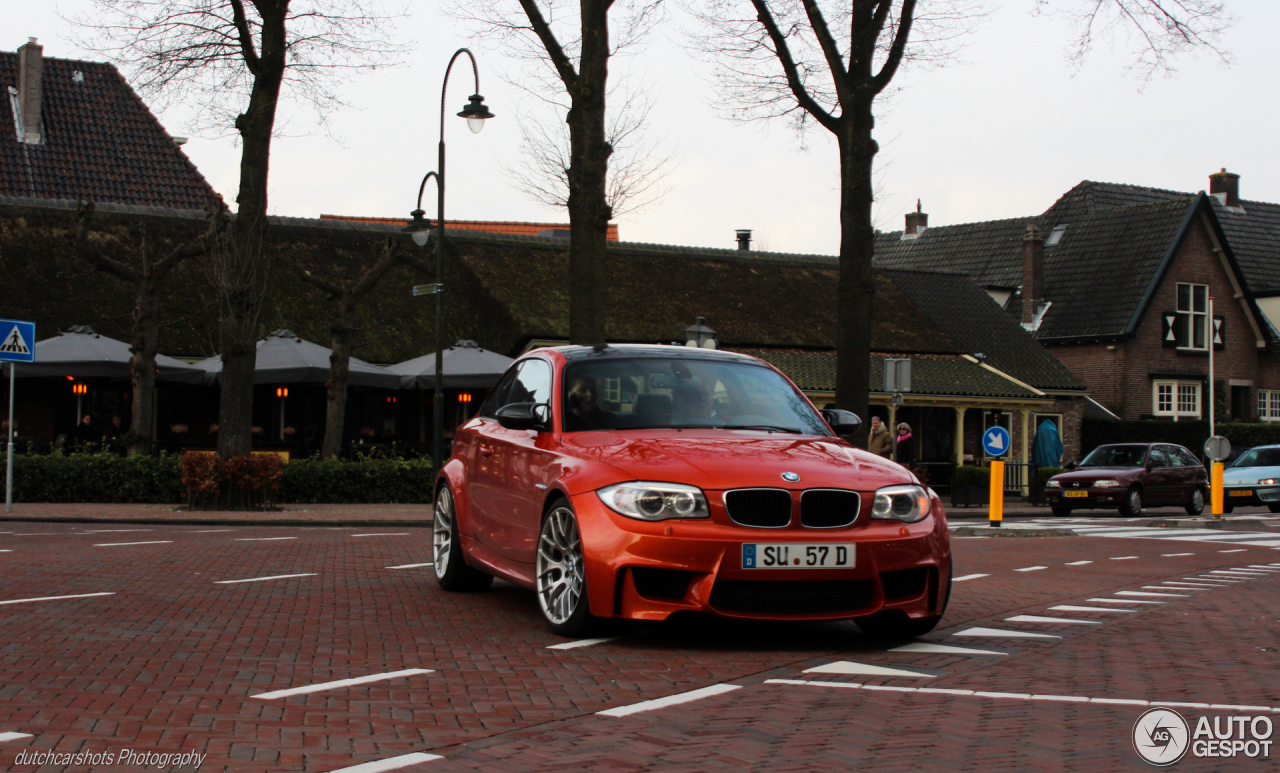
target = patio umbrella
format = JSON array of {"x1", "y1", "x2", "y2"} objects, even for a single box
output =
[
  {"x1": 14, "y1": 326, "x2": 206, "y2": 384},
  {"x1": 1032, "y1": 419, "x2": 1064, "y2": 468},
  {"x1": 388, "y1": 340, "x2": 514, "y2": 389},
  {"x1": 195, "y1": 329, "x2": 401, "y2": 389}
]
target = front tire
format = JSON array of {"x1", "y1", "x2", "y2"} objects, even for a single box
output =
[
  {"x1": 434, "y1": 484, "x2": 493, "y2": 592},
  {"x1": 857, "y1": 563, "x2": 951, "y2": 639},
  {"x1": 536, "y1": 500, "x2": 595, "y2": 637},
  {"x1": 1269, "y1": 503, "x2": 1280, "y2": 514},
  {"x1": 1185, "y1": 487, "x2": 1206, "y2": 516},
  {"x1": 1119, "y1": 486, "x2": 1144, "y2": 517},
  {"x1": 1051, "y1": 506, "x2": 1072, "y2": 517}
]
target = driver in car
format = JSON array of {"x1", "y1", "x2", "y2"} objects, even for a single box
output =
[
  {"x1": 565, "y1": 374, "x2": 616, "y2": 431},
  {"x1": 672, "y1": 382, "x2": 717, "y2": 421}
]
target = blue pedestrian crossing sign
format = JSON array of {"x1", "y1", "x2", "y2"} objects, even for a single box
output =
[
  {"x1": 982, "y1": 425, "x2": 1011, "y2": 457},
  {"x1": 0, "y1": 319, "x2": 35, "y2": 363}
]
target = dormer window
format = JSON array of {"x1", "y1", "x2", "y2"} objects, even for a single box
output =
[
  {"x1": 1045, "y1": 224, "x2": 1067, "y2": 247},
  {"x1": 1176, "y1": 283, "x2": 1209, "y2": 351}
]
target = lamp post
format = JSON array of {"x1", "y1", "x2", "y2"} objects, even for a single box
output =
[
  {"x1": 404, "y1": 48, "x2": 494, "y2": 468},
  {"x1": 684, "y1": 317, "x2": 717, "y2": 349}
]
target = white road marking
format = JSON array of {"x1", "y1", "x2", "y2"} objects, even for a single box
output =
[
  {"x1": 0, "y1": 732, "x2": 34, "y2": 742},
  {"x1": 1162, "y1": 553, "x2": 1194, "y2": 557},
  {"x1": 0, "y1": 550, "x2": 11, "y2": 553},
  {"x1": 235, "y1": 537, "x2": 297, "y2": 541},
  {"x1": 1115, "y1": 590, "x2": 1187, "y2": 598},
  {"x1": 1014, "y1": 566, "x2": 1047, "y2": 572},
  {"x1": 387, "y1": 563, "x2": 434, "y2": 570},
  {"x1": 1110, "y1": 556, "x2": 1139, "y2": 560},
  {"x1": 1006, "y1": 615, "x2": 1102, "y2": 626},
  {"x1": 547, "y1": 636, "x2": 630, "y2": 650},
  {"x1": 81, "y1": 529, "x2": 155, "y2": 533},
  {"x1": 1219, "y1": 549, "x2": 1248, "y2": 553},
  {"x1": 952, "y1": 627, "x2": 1061, "y2": 640},
  {"x1": 766, "y1": 680, "x2": 1280, "y2": 713},
  {"x1": 1143, "y1": 585, "x2": 1204, "y2": 591},
  {"x1": 215, "y1": 573, "x2": 317, "y2": 585},
  {"x1": 1088, "y1": 597, "x2": 1164, "y2": 605},
  {"x1": 597, "y1": 684, "x2": 742, "y2": 717},
  {"x1": 94, "y1": 541, "x2": 173, "y2": 547},
  {"x1": 250, "y1": 668, "x2": 433, "y2": 700},
  {"x1": 1160, "y1": 582, "x2": 1220, "y2": 588},
  {"x1": 10, "y1": 533, "x2": 63, "y2": 536},
  {"x1": 0, "y1": 592, "x2": 115, "y2": 606},
  {"x1": 1065, "y1": 560, "x2": 1093, "y2": 565},
  {"x1": 888, "y1": 643, "x2": 1006, "y2": 656},
  {"x1": 1248, "y1": 565, "x2": 1280, "y2": 571},
  {"x1": 1190, "y1": 576, "x2": 1238, "y2": 583},
  {"x1": 804, "y1": 661, "x2": 935, "y2": 678},
  {"x1": 953, "y1": 574, "x2": 989, "y2": 582},
  {"x1": 1212, "y1": 568, "x2": 1267, "y2": 574},
  {"x1": 1049, "y1": 605, "x2": 1137, "y2": 614},
  {"x1": 326, "y1": 752, "x2": 443, "y2": 772},
  {"x1": 191, "y1": 529, "x2": 235, "y2": 533},
  {"x1": 351, "y1": 533, "x2": 411, "y2": 538}
]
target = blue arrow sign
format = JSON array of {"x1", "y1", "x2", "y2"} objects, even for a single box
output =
[
  {"x1": 0, "y1": 319, "x2": 35, "y2": 363},
  {"x1": 982, "y1": 425, "x2": 1011, "y2": 457}
]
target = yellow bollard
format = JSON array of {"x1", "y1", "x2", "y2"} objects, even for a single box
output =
[
  {"x1": 989, "y1": 460, "x2": 1004, "y2": 527},
  {"x1": 1211, "y1": 462, "x2": 1224, "y2": 517}
]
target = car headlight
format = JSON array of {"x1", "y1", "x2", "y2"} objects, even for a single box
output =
[
  {"x1": 1093, "y1": 480, "x2": 1121, "y2": 489},
  {"x1": 1045, "y1": 480, "x2": 1061, "y2": 489},
  {"x1": 870, "y1": 484, "x2": 931, "y2": 523},
  {"x1": 597, "y1": 482, "x2": 710, "y2": 521},
  {"x1": 1260, "y1": 478, "x2": 1277, "y2": 486}
]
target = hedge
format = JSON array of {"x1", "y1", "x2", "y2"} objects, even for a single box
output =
[
  {"x1": 1032, "y1": 467, "x2": 1066, "y2": 488},
  {"x1": 7, "y1": 451, "x2": 435, "y2": 505},
  {"x1": 1081, "y1": 419, "x2": 1280, "y2": 460},
  {"x1": 952, "y1": 465, "x2": 990, "y2": 486}
]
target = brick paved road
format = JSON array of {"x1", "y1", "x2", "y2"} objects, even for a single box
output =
[{"x1": 1, "y1": 520, "x2": 1277, "y2": 771}]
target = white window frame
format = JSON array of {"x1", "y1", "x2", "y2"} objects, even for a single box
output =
[
  {"x1": 1260, "y1": 389, "x2": 1280, "y2": 422},
  {"x1": 1153, "y1": 380, "x2": 1201, "y2": 419},
  {"x1": 1176, "y1": 282, "x2": 1209, "y2": 351}
]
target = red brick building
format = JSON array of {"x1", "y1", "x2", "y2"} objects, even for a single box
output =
[{"x1": 874, "y1": 174, "x2": 1280, "y2": 424}]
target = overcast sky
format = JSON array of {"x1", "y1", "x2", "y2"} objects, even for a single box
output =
[{"x1": 10, "y1": 1, "x2": 1278, "y2": 256}]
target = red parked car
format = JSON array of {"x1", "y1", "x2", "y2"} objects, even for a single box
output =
[
  {"x1": 1045, "y1": 443, "x2": 1208, "y2": 517},
  {"x1": 432, "y1": 345, "x2": 952, "y2": 638}
]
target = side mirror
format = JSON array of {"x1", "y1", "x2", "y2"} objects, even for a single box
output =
[
  {"x1": 820, "y1": 409, "x2": 862, "y2": 435},
  {"x1": 496, "y1": 402, "x2": 545, "y2": 431},
  {"x1": 1065, "y1": 460, "x2": 1078, "y2": 470}
]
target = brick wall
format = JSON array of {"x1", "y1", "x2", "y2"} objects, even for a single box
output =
[{"x1": 1045, "y1": 217, "x2": 1270, "y2": 420}]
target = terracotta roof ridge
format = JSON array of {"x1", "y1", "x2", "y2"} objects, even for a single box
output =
[{"x1": 878, "y1": 213, "x2": 1038, "y2": 239}]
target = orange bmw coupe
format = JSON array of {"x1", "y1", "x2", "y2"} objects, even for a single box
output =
[{"x1": 433, "y1": 345, "x2": 952, "y2": 638}]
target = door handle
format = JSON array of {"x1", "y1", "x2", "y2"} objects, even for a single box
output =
[{"x1": 480, "y1": 445, "x2": 493, "y2": 457}]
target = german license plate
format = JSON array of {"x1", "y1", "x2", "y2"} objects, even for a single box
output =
[
  {"x1": 1230, "y1": 490, "x2": 1253, "y2": 497},
  {"x1": 1063, "y1": 491, "x2": 1089, "y2": 498},
  {"x1": 742, "y1": 543, "x2": 855, "y2": 569}
]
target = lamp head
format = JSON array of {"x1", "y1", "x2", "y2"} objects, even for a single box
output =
[
  {"x1": 404, "y1": 209, "x2": 432, "y2": 247},
  {"x1": 458, "y1": 94, "x2": 495, "y2": 133}
]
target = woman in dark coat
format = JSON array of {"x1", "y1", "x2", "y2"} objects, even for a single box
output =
[{"x1": 894, "y1": 422, "x2": 915, "y2": 468}]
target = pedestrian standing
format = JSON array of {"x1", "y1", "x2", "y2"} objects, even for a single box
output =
[
  {"x1": 895, "y1": 422, "x2": 915, "y2": 468},
  {"x1": 867, "y1": 416, "x2": 892, "y2": 458}
]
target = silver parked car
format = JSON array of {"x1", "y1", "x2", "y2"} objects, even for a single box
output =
[{"x1": 1221, "y1": 445, "x2": 1280, "y2": 513}]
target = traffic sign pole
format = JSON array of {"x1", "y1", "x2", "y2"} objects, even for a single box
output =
[
  {"x1": 989, "y1": 460, "x2": 1004, "y2": 527},
  {"x1": 1211, "y1": 462, "x2": 1224, "y2": 517},
  {"x1": 6, "y1": 362, "x2": 14, "y2": 513},
  {"x1": 1204, "y1": 435, "x2": 1231, "y2": 520}
]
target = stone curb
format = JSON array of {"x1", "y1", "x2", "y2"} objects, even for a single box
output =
[
  {"x1": 0, "y1": 515, "x2": 431, "y2": 528},
  {"x1": 951, "y1": 526, "x2": 1077, "y2": 538},
  {"x1": 1147, "y1": 518, "x2": 1269, "y2": 530}
]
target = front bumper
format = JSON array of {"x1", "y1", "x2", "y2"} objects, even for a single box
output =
[
  {"x1": 1045, "y1": 489, "x2": 1124, "y2": 508},
  {"x1": 1222, "y1": 486, "x2": 1280, "y2": 507},
  {"x1": 570, "y1": 490, "x2": 951, "y2": 622}
]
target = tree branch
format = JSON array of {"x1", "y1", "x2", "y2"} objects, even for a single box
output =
[
  {"x1": 352, "y1": 237, "x2": 405, "y2": 298},
  {"x1": 228, "y1": 0, "x2": 262, "y2": 75},
  {"x1": 748, "y1": 0, "x2": 839, "y2": 131},
  {"x1": 800, "y1": 0, "x2": 851, "y2": 95},
  {"x1": 74, "y1": 201, "x2": 142, "y2": 284},
  {"x1": 515, "y1": 0, "x2": 579, "y2": 88},
  {"x1": 872, "y1": 0, "x2": 917, "y2": 94}
]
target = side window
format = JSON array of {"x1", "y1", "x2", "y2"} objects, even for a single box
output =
[
  {"x1": 480, "y1": 365, "x2": 520, "y2": 419},
  {"x1": 507, "y1": 359, "x2": 554, "y2": 407},
  {"x1": 1174, "y1": 447, "x2": 1200, "y2": 467},
  {"x1": 1148, "y1": 446, "x2": 1172, "y2": 469}
]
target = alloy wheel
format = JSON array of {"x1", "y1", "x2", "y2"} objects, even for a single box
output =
[
  {"x1": 537, "y1": 507, "x2": 585, "y2": 626},
  {"x1": 434, "y1": 486, "x2": 454, "y2": 578}
]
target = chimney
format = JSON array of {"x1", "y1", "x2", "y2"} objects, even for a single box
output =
[
  {"x1": 735, "y1": 229, "x2": 752, "y2": 251},
  {"x1": 1022, "y1": 223, "x2": 1045, "y2": 327},
  {"x1": 16, "y1": 37, "x2": 44, "y2": 144},
  {"x1": 1209, "y1": 168, "x2": 1240, "y2": 207},
  {"x1": 904, "y1": 200, "x2": 928, "y2": 236}
]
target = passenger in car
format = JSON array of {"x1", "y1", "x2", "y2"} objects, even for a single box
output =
[
  {"x1": 564, "y1": 374, "x2": 616, "y2": 431},
  {"x1": 672, "y1": 382, "x2": 716, "y2": 420}
]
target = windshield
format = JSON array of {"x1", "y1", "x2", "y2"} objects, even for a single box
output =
[
  {"x1": 561, "y1": 356, "x2": 831, "y2": 435},
  {"x1": 1230, "y1": 448, "x2": 1280, "y2": 468},
  {"x1": 1079, "y1": 445, "x2": 1148, "y2": 468}
]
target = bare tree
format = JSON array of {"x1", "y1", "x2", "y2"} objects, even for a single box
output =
[
  {"x1": 689, "y1": 0, "x2": 1230, "y2": 445},
  {"x1": 73, "y1": 0, "x2": 406, "y2": 459},
  {"x1": 73, "y1": 200, "x2": 223, "y2": 456},
  {"x1": 453, "y1": 0, "x2": 664, "y2": 344},
  {"x1": 280, "y1": 237, "x2": 413, "y2": 459}
]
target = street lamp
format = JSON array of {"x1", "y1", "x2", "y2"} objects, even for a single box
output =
[
  {"x1": 404, "y1": 48, "x2": 494, "y2": 468},
  {"x1": 684, "y1": 317, "x2": 717, "y2": 349}
]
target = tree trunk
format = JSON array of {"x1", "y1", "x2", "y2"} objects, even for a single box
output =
[
  {"x1": 322, "y1": 293, "x2": 356, "y2": 459},
  {"x1": 125, "y1": 276, "x2": 161, "y2": 456},
  {"x1": 216, "y1": 2, "x2": 287, "y2": 459},
  {"x1": 565, "y1": 0, "x2": 612, "y2": 346},
  {"x1": 833, "y1": 96, "x2": 876, "y2": 447}
]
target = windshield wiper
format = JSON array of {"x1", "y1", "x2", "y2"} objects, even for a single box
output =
[{"x1": 719, "y1": 424, "x2": 805, "y2": 434}]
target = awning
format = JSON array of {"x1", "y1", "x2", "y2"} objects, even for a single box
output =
[
  {"x1": 388, "y1": 340, "x2": 514, "y2": 389},
  {"x1": 195, "y1": 329, "x2": 401, "y2": 389},
  {"x1": 11, "y1": 326, "x2": 206, "y2": 384}
]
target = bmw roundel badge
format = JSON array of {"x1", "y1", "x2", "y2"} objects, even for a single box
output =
[{"x1": 781, "y1": 471, "x2": 801, "y2": 482}]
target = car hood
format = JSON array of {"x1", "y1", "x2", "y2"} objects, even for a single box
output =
[
  {"x1": 560, "y1": 429, "x2": 914, "y2": 491},
  {"x1": 1053, "y1": 467, "x2": 1142, "y2": 482},
  {"x1": 1223, "y1": 466, "x2": 1280, "y2": 484}
]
